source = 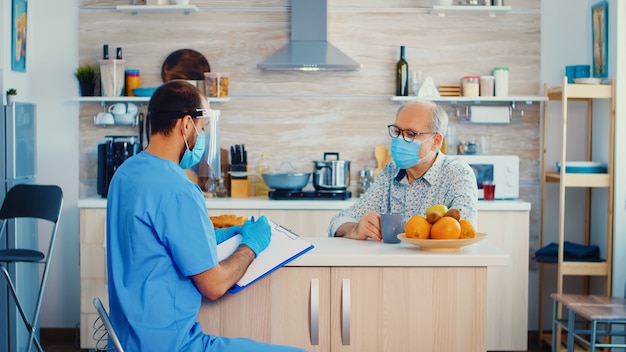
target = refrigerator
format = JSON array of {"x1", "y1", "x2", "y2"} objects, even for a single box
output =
[{"x1": 1, "y1": 82, "x2": 39, "y2": 350}]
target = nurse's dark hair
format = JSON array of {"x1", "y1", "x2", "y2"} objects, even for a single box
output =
[
  {"x1": 147, "y1": 80, "x2": 204, "y2": 136},
  {"x1": 396, "y1": 100, "x2": 449, "y2": 138}
]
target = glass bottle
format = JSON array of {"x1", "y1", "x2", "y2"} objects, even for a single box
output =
[
  {"x1": 396, "y1": 46, "x2": 409, "y2": 96},
  {"x1": 255, "y1": 153, "x2": 270, "y2": 198},
  {"x1": 215, "y1": 174, "x2": 228, "y2": 198}
]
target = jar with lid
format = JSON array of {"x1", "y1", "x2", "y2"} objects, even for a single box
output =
[
  {"x1": 493, "y1": 67, "x2": 509, "y2": 97},
  {"x1": 461, "y1": 76, "x2": 480, "y2": 97},
  {"x1": 356, "y1": 169, "x2": 374, "y2": 197},
  {"x1": 215, "y1": 173, "x2": 228, "y2": 198}
]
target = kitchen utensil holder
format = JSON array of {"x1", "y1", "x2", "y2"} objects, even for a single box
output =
[{"x1": 230, "y1": 164, "x2": 249, "y2": 198}]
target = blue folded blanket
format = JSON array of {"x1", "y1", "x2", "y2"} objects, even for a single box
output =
[{"x1": 535, "y1": 241, "x2": 602, "y2": 263}]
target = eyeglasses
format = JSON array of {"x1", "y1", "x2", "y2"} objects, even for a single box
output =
[
  {"x1": 149, "y1": 109, "x2": 210, "y2": 120},
  {"x1": 387, "y1": 124, "x2": 436, "y2": 143}
]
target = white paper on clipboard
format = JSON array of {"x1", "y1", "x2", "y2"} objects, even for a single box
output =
[{"x1": 216, "y1": 219, "x2": 314, "y2": 293}]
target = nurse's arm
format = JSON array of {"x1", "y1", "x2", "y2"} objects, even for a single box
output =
[{"x1": 191, "y1": 245, "x2": 255, "y2": 300}]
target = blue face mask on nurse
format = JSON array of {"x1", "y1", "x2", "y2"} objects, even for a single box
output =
[{"x1": 180, "y1": 118, "x2": 206, "y2": 169}]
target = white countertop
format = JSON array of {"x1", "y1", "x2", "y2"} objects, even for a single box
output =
[
  {"x1": 287, "y1": 237, "x2": 509, "y2": 267},
  {"x1": 78, "y1": 197, "x2": 531, "y2": 211}
]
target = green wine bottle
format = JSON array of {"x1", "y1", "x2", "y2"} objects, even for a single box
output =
[{"x1": 396, "y1": 46, "x2": 409, "y2": 96}]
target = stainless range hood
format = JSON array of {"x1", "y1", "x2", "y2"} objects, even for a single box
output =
[{"x1": 258, "y1": 0, "x2": 362, "y2": 71}]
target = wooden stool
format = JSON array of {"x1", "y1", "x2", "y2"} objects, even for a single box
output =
[{"x1": 551, "y1": 293, "x2": 626, "y2": 352}]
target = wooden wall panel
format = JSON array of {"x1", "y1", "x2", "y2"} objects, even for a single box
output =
[{"x1": 78, "y1": 0, "x2": 542, "y2": 253}]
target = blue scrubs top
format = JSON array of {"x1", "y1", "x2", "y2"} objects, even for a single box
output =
[{"x1": 106, "y1": 152, "x2": 218, "y2": 351}]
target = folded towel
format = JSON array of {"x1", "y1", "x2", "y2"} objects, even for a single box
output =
[{"x1": 535, "y1": 241, "x2": 602, "y2": 263}]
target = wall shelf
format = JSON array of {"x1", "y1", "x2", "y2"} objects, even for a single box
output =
[
  {"x1": 73, "y1": 96, "x2": 230, "y2": 104},
  {"x1": 430, "y1": 5, "x2": 512, "y2": 16},
  {"x1": 391, "y1": 95, "x2": 546, "y2": 104},
  {"x1": 116, "y1": 5, "x2": 198, "y2": 15}
]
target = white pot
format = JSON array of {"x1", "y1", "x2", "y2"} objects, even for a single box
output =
[{"x1": 6, "y1": 95, "x2": 16, "y2": 105}]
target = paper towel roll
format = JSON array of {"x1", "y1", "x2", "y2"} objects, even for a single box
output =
[{"x1": 469, "y1": 106, "x2": 510, "y2": 124}]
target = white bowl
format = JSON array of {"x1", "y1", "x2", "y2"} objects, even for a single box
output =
[
  {"x1": 574, "y1": 77, "x2": 603, "y2": 85},
  {"x1": 113, "y1": 112, "x2": 137, "y2": 125}
]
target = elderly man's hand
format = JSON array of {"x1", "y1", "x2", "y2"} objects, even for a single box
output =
[{"x1": 345, "y1": 211, "x2": 382, "y2": 241}]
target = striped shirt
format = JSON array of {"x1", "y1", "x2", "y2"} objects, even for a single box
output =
[{"x1": 328, "y1": 153, "x2": 478, "y2": 237}]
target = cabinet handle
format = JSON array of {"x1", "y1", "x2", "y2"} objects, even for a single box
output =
[
  {"x1": 342, "y1": 278, "x2": 351, "y2": 345},
  {"x1": 310, "y1": 278, "x2": 319, "y2": 345}
]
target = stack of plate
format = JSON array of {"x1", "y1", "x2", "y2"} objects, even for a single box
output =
[{"x1": 438, "y1": 84, "x2": 461, "y2": 97}]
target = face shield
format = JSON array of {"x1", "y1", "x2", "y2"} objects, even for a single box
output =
[{"x1": 192, "y1": 108, "x2": 221, "y2": 192}]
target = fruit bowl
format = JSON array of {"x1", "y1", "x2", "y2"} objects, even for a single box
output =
[{"x1": 397, "y1": 233, "x2": 487, "y2": 252}]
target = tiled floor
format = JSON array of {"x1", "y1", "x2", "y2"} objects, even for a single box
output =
[{"x1": 42, "y1": 330, "x2": 552, "y2": 352}]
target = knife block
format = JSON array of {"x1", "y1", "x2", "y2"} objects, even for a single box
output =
[{"x1": 230, "y1": 164, "x2": 249, "y2": 198}]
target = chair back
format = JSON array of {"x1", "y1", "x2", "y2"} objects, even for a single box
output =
[
  {"x1": 0, "y1": 184, "x2": 63, "y2": 222},
  {"x1": 93, "y1": 297, "x2": 125, "y2": 352}
]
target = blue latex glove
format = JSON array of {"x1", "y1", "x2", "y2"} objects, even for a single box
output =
[
  {"x1": 215, "y1": 226, "x2": 242, "y2": 245},
  {"x1": 240, "y1": 216, "x2": 272, "y2": 257}
]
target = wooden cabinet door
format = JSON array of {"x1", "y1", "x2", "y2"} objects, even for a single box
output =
[
  {"x1": 478, "y1": 211, "x2": 529, "y2": 351},
  {"x1": 262, "y1": 209, "x2": 338, "y2": 237},
  {"x1": 329, "y1": 267, "x2": 487, "y2": 352},
  {"x1": 198, "y1": 267, "x2": 331, "y2": 351},
  {"x1": 79, "y1": 209, "x2": 108, "y2": 349}
]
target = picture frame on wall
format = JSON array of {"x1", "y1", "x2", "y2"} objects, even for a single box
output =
[
  {"x1": 591, "y1": 1, "x2": 608, "y2": 78},
  {"x1": 11, "y1": 0, "x2": 28, "y2": 73}
]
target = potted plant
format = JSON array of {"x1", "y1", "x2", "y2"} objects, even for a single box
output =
[
  {"x1": 74, "y1": 64, "x2": 98, "y2": 96},
  {"x1": 6, "y1": 88, "x2": 17, "y2": 105}
]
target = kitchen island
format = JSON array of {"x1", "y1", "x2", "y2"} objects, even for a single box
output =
[
  {"x1": 77, "y1": 198, "x2": 529, "y2": 350},
  {"x1": 198, "y1": 237, "x2": 508, "y2": 352}
]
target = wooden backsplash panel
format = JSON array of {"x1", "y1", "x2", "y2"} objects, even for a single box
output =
[{"x1": 79, "y1": 0, "x2": 542, "y2": 252}]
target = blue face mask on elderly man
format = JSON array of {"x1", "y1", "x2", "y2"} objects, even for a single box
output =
[{"x1": 390, "y1": 136, "x2": 434, "y2": 169}]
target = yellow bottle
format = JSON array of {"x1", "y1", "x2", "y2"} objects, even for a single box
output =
[
  {"x1": 441, "y1": 138, "x2": 447, "y2": 154},
  {"x1": 255, "y1": 153, "x2": 270, "y2": 198}
]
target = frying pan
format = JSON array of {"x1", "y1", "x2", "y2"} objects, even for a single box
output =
[{"x1": 161, "y1": 49, "x2": 210, "y2": 82}]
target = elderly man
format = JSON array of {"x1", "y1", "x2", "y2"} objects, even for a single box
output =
[
  {"x1": 106, "y1": 80, "x2": 305, "y2": 352},
  {"x1": 329, "y1": 100, "x2": 478, "y2": 240}
]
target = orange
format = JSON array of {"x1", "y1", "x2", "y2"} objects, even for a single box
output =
[
  {"x1": 459, "y1": 219, "x2": 476, "y2": 239},
  {"x1": 430, "y1": 217, "x2": 461, "y2": 240},
  {"x1": 404, "y1": 215, "x2": 431, "y2": 239}
]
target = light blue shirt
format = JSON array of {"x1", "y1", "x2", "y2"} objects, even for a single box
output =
[
  {"x1": 106, "y1": 151, "x2": 218, "y2": 351},
  {"x1": 329, "y1": 153, "x2": 478, "y2": 236}
]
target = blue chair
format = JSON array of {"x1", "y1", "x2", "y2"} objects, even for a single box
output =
[
  {"x1": 0, "y1": 184, "x2": 63, "y2": 352},
  {"x1": 93, "y1": 297, "x2": 125, "y2": 352}
]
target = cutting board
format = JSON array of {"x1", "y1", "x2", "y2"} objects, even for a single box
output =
[{"x1": 161, "y1": 49, "x2": 210, "y2": 82}]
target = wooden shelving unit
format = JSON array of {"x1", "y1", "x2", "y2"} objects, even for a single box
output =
[
  {"x1": 429, "y1": 5, "x2": 512, "y2": 16},
  {"x1": 116, "y1": 5, "x2": 198, "y2": 15},
  {"x1": 538, "y1": 77, "x2": 615, "y2": 350}
]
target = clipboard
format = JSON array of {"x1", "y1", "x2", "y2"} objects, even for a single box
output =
[{"x1": 217, "y1": 219, "x2": 314, "y2": 294}]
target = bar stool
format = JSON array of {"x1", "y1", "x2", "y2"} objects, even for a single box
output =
[
  {"x1": 0, "y1": 184, "x2": 63, "y2": 352},
  {"x1": 551, "y1": 291, "x2": 626, "y2": 352}
]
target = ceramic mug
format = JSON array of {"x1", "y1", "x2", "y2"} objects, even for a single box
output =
[
  {"x1": 381, "y1": 213, "x2": 404, "y2": 243},
  {"x1": 108, "y1": 103, "x2": 127, "y2": 115},
  {"x1": 125, "y1": 103, "x2": 138, "y2": 114},
  {"x1": 94, "y1": 112, "x2": 115, "y2": 125}
]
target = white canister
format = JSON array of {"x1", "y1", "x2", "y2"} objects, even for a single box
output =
[{"x1": 493, "y1": 67, "x2": 509, "y2": 97}]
